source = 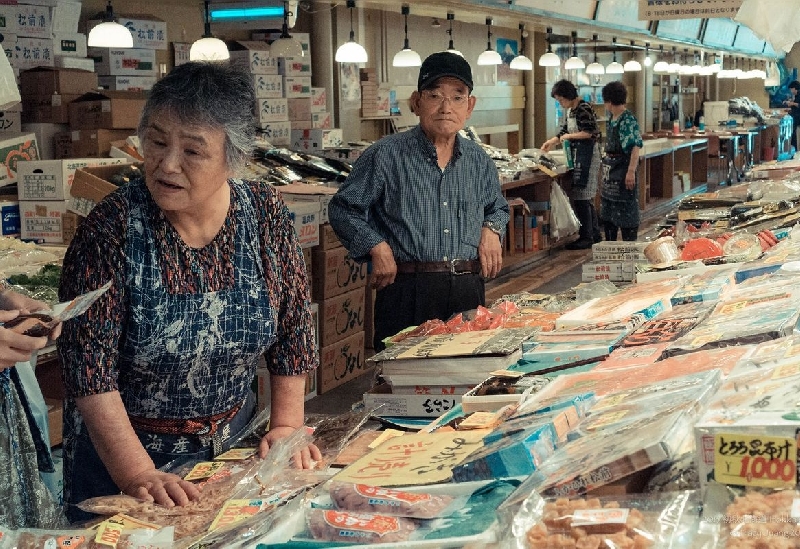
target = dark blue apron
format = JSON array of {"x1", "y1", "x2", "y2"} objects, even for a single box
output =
[{"x1": 64, "y1": 180, "x2": 276, "y2": 522}]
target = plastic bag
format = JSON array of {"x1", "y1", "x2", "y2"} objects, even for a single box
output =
[
  {"x1": 0, "y1": 52, "x2": 19, "y2": 110},
  {"x1": 549, "y1": 181, "x2": 580, "y2": 240}
]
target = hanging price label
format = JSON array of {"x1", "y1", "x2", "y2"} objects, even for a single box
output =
[{"x1": 714, "y1": 433, "x2": 797, "y2": 488}]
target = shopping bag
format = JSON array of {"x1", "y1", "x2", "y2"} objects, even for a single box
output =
[{"x1": 549, "y1": 181, "x2": 580, "y2": 240}]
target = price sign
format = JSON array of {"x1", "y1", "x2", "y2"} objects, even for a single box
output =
[{"x1": 714, "y1": 433, "x2": 797, "y2": 488}]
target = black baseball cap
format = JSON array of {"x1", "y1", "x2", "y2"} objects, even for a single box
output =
[{"x1": 417, "y1": 52, "x2": 473, "y2": 92}]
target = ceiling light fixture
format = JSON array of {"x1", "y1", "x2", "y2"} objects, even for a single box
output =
[
  {"x1": 585, "y1": 34, "x2": 604, "y2": 75},
  {"x1": 606, "y1": 37, "x2": 624, "y2": 74},
  {"x1": 538, "y1": 26, "x2": 560, "y2": 67},
  {"x1": 510, "y1": 23, "x2": 533, "y2": 70},
  {"x1": 335, "y1": 0, "x2": 367, "y2": 63},
  {"x1": 623, "y1": 40, "x2": 641, "y2": 72},
  {"x1": 269, "y1": 0, "x2": 304, "y2": 58},
  {"x1": 667, "y1": 47, "x2": 681, "y2": 74},
  {"x1": 190, "y1": 0, "x2": 229, "y2": 61},
  {"x1": 653, "y1": 45, "x2": 669, "y2": 73},
  {"x1": 643, "y1": 42, "x2": 652, "y2": 67},
  {"x1": 88, "y1": 0, "x2": 133, "y2": 48},
  {"x1": 444, "y1": 12, "x2": 462, "y2": 57},
  {"x1": 392, "y1": 5, "x2": 421, "y2": 67},
  {"x1": 477, "y1": 17, "x2": 502, "y2": 65},
  {"x1": 564, "y1": 31, "x2": 585, "y2": 70}
]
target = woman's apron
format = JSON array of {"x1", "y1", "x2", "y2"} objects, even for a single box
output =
[
  {"x1": 600, "y1": 116, "x2": 640, "y2": 228},
  {"x1": 64, "y1": 180, "x2": 276, "y2": 520},
  {"x1": 567, "y1": 111, "x2": 600, "y2": 202}
]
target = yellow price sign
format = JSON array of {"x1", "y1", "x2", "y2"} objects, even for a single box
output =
[{"x1": 714, "y1": 433, "x2": 797, "y2": 488}]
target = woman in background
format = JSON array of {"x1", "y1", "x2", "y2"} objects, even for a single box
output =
[
  {"x1": 599, "y1": 81, "x2": 643, "y2": 242},
  {"x1": 541, "y1": 79, "x2": 602, "y2": 249}
]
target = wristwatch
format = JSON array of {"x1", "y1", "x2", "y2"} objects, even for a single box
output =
[{"x1": 482, "y1": 221, "x2": 504, "y2": 238}]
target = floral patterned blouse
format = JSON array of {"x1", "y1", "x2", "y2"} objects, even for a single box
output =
[
  {"x1": 57, "y1": 179, "x2": 316, "y2": 398},
  {"x1": 607, "y1": 109, "x2": 643, "y2": 154}
]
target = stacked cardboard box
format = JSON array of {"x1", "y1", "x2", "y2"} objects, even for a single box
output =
[
  {"x1": 360, "y1": 68, "x2": 390, "y2": 118},
  {"x1": 311, "y1": 223, "x2": 371, "y2": 394}
]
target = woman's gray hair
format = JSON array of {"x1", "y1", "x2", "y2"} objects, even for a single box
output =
[{"x1": 137, "y1": 61, "x2": 256, "y2": 175}]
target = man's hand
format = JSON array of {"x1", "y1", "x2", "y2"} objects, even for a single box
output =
[
  {"x1": 259, "y1": 425, "x2": 322, "y2": 469},
  {"x1": 122, "y1": 468, "x2": 201, "y2": 507},
  {"x1": 369, "y1": 242, "x2": 397, "y2": 291},
  {"x1": 478, "y1": 227, "x2": 503, "y2": 279}
]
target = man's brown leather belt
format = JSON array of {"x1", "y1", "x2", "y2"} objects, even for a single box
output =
[{"x1": 396, "y1": 259, "x2": 481, "y2": 275}]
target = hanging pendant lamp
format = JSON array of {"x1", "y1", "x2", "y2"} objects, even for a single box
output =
[
  {"x1": 270, "y1": 0, "x2": 304, "y2": 58},
  {"x1": 510, "y1": 23, "x2": 532, "y2": 70},
  {"x1": 190, "y1": 0, "x2": 230, "y2": 61},
  {"x1": 392, "y1": 5, "x2": 421, "y2": 67},
  {"x1": 477, "y1": 17, "x2": 501, "y2": 65},
  {"x1": 653, "y1": 45, "x2": 669, "y2": 73},
  {"x1": 538, "y1": 27, "x2": 560, "y2": 67},
  {"x1": 88, "y1": 0, "x2": 133, "y2": 48},
  {"x1": 606, "y1": 37, "x2": 624, "y2": 74},
  {"x1": 623, "y1": 40, "x2": 641, "y2": 72},
  {"x1": 564, "y1": 31, "x2": 585, "y2": 70},
  {"x1": 335, "y1": 0, "x2": 367, "y2": 63},
  {"x1": 444, "y1": 12, "x2": 462, "y2": 57},
  {"x1": 585, "y1": 34, "x2": 604, "y2": 75},
  {"x1": 643, "y1": 42, "x2": 652, "y2": 67}
]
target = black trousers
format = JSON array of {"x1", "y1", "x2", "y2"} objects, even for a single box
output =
[
  {"x1": 604, "y1": 222, "x2": 638, "y2": 242},
  {"x1": 373, "y1": 272, "x2": 485, "y2": 351}
]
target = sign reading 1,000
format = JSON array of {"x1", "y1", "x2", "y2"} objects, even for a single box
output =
[{"x1": 714, "y1": 433, "x2": 797, "y2": 488}]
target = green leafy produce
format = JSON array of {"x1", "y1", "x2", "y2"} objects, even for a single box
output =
[{"x1": 7, "y1": 264, "x2": 62, "y2": 288}]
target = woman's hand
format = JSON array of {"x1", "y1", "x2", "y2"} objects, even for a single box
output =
[
  {"x1": 541, "y1": 136, "x2": 559, "y2": 152},
  {"x1": 122, "y1": 468, "x2": 201, "y2": 507},
  {"x1": 0, "y1": 310, "x2": 49, "y2": 370},
  {"x1": 260, "y1": 425, "x2": 322, "y2": 469},
  {"x1": 0, "y1": 290, "x2": 61, "y2": 340},
  {"x1": 625, "y1": 169, "x2": 636, "y2": 190}
]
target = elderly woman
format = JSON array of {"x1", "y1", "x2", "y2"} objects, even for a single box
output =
[
  {"x1": 541, "y1": 79, "x2": 602, "y2": 249},
  {"x1": 599, "y1": 81, "x2": 643, "y2": 242},
  {"x1": 58, "y1": 61, "x2": 321, "y2": 521}
]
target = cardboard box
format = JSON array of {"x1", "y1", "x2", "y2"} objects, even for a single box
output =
[
  {"x1": 68, "y1": 90, "x2": 146, "y2": 130},
  {"x1": 0, "y1": 111, "x2": 21, "y2": 133},
  {"x1": 20, "y1": 67, "x2": 98, "y2": 98},
  {"x1": 98, "y1": 75, "x2": 157, "y2": 92},
  {"x1": 61, "y1": 210, "x2": 80, "y2": 245},
  {"x1": 13, "y1": 37, "x2": 55, "y2": 70},
  {"x1": 318, "y1": 286, "x2": 366, "y2": 348},
  {"x1": 252, "y1": 74, "x2": 283, "y2": 98},
  {"x1": 318, "y1": 330, "x2": 368, "y2": 394},
  {"x1": 0, "y1": 200, "x2": 20, "y2": 236},
  {"x1": 54, "y1": 56, "x2": 95, "y2": 72},
  {"x1": 17, "y1": 158, "x2": 127, "y2": 201},
  {"x1": 310, "y1": 87, "x2": 327, "y2": 113},
  {"x1": 291, "y1": 129, "x2": 343, "y2": 151},
  {"x1": 228, "y1": 41, "x2": 278, "y2": 75},
  {"x1": 69, "y1": 163, "x2": 139, "y2": 216},
  {"x1": 53, "y1": 33, "x2": 86, "y2": 58},
  {"x1": 53, "y1": 131, "x2": 72, "y2": 159},
  {"x1": 277, "y1": 57, "x2": 311, "y2": 76},
  {"x1": 255, "y1": 97, "x2": 288, "y2": 124},
  {"x1": 287, "y1": 98, "x2": 311, "y2": 121},
  {"x1": 257, "y1": 121, "x2": 291, "y2": 146},
  {"x1": 364, "y1": 283, "x2": 375, "y2": 350},
  {"x1": 581, "y1": 261, "x2": 639, "y2": 283},
  {"x1": 20, "y1": 199, "x2": 67, "y2": 242},
  {"x1": 283, "y1": 76, "x2": 311, "y2": 98},
  {"x1": 88, "y1": 47, "x2": 157, "y2": 76},
  {"x1": 277, "y1": 183, "x2": 336, "y2": 224},
  {"x1": 70, "y1": 128, "x2": 133, "y2": 158},
  {"x1": 311, "y1": 245, "x2": 368, "y2": 301},
  {"x1": 21, "y1": 97, "x2": 78, "y2": 125},
  {"x1": 0, "y1": 133, "x2": 38, "y2": 187},
  {"x1": 45, "y1": 398, "x2": 62, "y2": 448},
  {"x1": 363, "y1": 383, "x2": 461, "y2": 417},
  {"x1": 285, "y1": 200, "x2": 320, "y2": 249},
  {"x1": 316, "y1": 222, "x2": 342, "y2": 250},
  {"x1": 292, "y1": 112, "x2": 333, "y2": 130},
  {"x1": 89, "y1": 14, "x2": 167, "y2": 50},
  {"x1": 0, "y1": 32, "x2": 15, "y2": 62},
  {"x1": 302, "y1": 247, "x2": 312, "y2": 280},
  {"x1": 0, "y1": 4, "x2": 51, "y2": 38}
]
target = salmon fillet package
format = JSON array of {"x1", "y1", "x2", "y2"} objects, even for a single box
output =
[{"x1": 328, "y1": 481, "x2": 462, "y2": 519}]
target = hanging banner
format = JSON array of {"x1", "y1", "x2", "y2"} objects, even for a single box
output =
[{"x1": 639, "y1": 0, "x2": 742, "y2": 20}]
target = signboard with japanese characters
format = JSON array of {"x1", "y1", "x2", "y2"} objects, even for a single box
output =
[{"x1": 639, "y1": 0, "x2": 742, "y2": 20}]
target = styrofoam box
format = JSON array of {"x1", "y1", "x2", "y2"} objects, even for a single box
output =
[
  {"x1": 98, "y1": 75, "x2": 157, "y2": 92},
  {"x1": 54, "y1": 56, "x2": 95, "y2": 72},
  {"x1": 581, "y1": 261, "x2": 637, "y2": 283},
  {"x1": 0, "y1": 4, "x2": 52, "y2": 38},
  {"x1": 256, "y1": 98, "x2": 289, "y2": 124},
  {"x1": 53, "y1": 33, "x2": 86, "y2": 58},
  {"x1": 228, "y1": 41, "x2": 278, "y2": 75},
  {"x1": 88, "y1": 47, "x2": 157, "y2": 76},
  {"x1": 13, "y1": 37, "x2": 55, "y2": 70},
  {"x1": 50, "y1": 2, "x2": 82, "y2": 34},
  {"x1": 285, "y1": 200, "x2": 320, "y2": 248},
  {"x1": 17, "y1": 158, "x2": 126, "y2": 201},
  {"x1": 363, "y1": 385, "x2": 462, "y2": 417}
]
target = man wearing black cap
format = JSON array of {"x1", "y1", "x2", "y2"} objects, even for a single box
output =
[{"x1": 329, "y1": 52, "x2": 510, "y2": 351}]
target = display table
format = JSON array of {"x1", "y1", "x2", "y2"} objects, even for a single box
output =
[{"x1": 637, "y1": 137, "x2": 708, "y2": 208}]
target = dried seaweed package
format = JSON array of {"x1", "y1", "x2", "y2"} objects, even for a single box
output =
[{"x1": 307, "y1": 409, "x2": 376, "y2": 464}]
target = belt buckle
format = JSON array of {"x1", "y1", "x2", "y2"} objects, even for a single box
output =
[{"x1": 450, "y1": 258, "x2": 471, "y2": 275}]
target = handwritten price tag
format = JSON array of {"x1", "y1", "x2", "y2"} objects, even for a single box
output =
[{"x1": 714, "y1": 433, "x2": 797, "y2": 488}]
